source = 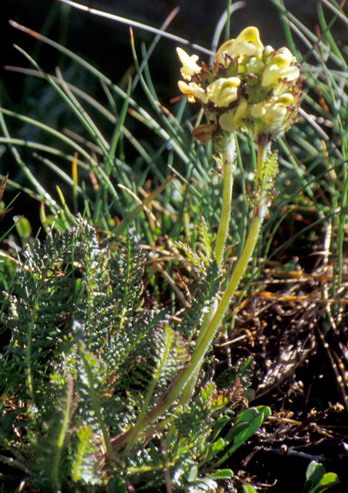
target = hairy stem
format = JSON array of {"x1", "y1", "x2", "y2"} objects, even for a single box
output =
[
  {"x1": 179, "y1": 137, "x2": 236, "y2": 405},
  {"x1": 214, "y1": 134, "x2": 237, "y2": 269},
  {"x1": 112, "y1": 138, "x2": 270, "y2": 452}
]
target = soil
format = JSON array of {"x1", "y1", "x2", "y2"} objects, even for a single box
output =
[{"x1": 220, "y1": 255, "x2": 348, "y2": 492}]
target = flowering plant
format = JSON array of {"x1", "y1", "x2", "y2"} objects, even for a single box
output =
[
  {"x1": 166, "y1": 27, "x2": 303, "y2": 408},
  {"x1": 95, "y1": 27, "x2": 302, "y2": 464}
]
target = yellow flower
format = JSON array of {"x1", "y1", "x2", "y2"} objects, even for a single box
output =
[
  {"x1": 207, "y1": 77, "x2": 241, "y2": 107},
  {"x1": 262, "y1": 103, "x2": 287, "y2": 124},
  {"x1": 176, "y1": 26, "x2": 301, "y2": 142},
  {"x1": 216, "y1": 26, "x2": 264, "y2": 64},
  {"x1": 178, "y1": 80, "x2": 207, "y2": 103},
  {"x1": 250, "y1": 94, "x2": 294, "y2": 125},
  {"x1": 262, "y1": 47, "x2": 300, "y2": 88},
  {"x1": 176, "y1": 47, "x2": 202, "y2": 81},
  {"x1": 219, "y1": 98, "x2": 249, "y2": 132},
  {"x1": 250, "y1": 102, "x2": 266, "y2": 119}
]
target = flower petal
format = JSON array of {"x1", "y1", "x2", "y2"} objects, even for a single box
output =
[
  {"x1": 207, "y1": 77, "x2": 241, "y2": 107},
  {"x1": 216, "y1": 26, "x2": 264, "y2": 62},
  {"x1": 178, "y1": 80, "x2": 207, "y2": 103},
  {"x1": 219, "y1": 98, "x2": 248, "y2": 131}
]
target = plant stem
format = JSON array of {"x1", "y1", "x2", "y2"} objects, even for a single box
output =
[
  {"x1": 214, "y1": 134, "x2": 236, "y2": 269},
  {"x1": 51, "y1": 376, "x2": 74, "y2": 490},
  {"x1": 112, "y1": 138, "x2": 270, "y2": 452},
  {"x1": 179, "y1": 136, "x2": 236, "y2": 404}
]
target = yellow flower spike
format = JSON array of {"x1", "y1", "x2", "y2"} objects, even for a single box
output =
[
  {"x1": 219, "y1": 98, "x2": 249, "y2": 132},
  {"x1": 207, "y1": 77, "x2": 241, "y2": 107},
  {"x1": 216, "y1": 26, "x2": 263, "y2": 62},
  {"x1": 176, "y1": 47, "x2": 201, "y2": 81},
  {"x1": 178, "y1": 80, "x2": 208, "y2": 103},
  {"x1": 176, "y1": 25, "x2": 301, "y2": 141},
  {"x1": 131, "y1": 28, "x2": 302, "y2": 443}
]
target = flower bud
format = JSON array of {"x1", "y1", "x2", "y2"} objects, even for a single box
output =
[
  {"x1": 262, "y1": 47, "x2": 300, "y2": 88},
  {"x1": 176, "y1": 48, "x2": 201, "y2": 81}
]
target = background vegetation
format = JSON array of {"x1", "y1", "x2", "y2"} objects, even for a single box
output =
[{"x1": 0, "y1": 0, "x2": 347, "y2": 491}]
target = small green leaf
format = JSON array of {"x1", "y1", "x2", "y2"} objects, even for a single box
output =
[
  {"x1": 213, "y1": 406, "x2": 271, "y2": 467},
  {"x1": 306, "y1": 461, "x2": 326, "y2": 484},
  {"x1": 211, "y1": 416, "x2": 230, "y2": 441},
  {"x1": 207, "y1": 469, "x2": 234, "y2": 480},
  {"x1": 204, "y1": 437, "x2": 226, "y2": 462},
  {"x1": 230, "y1": 406, "x2": 271, "y2": 452},
  {"x1": 304, "y1": 461, "x2": 340, "y2": 493},
  {"x1": 14, "y1": 215, "x2": 32, "y2": 240},
  {"x1": 316, "y1": 473, "x2": 340, "y2": 489}
]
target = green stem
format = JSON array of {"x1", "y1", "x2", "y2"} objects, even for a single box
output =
[
  {"x1": 214, "y1": 135, "x2": 236, "y2": 269},
  {"x1": 178, "y1": 298, "x2": 218, "y2": 406},
  {"x1": 112, "y1": 139, "x2": 270, "y2": 452},
  {"x1": 179, "y1": 137, "x2": 236, "y2": 405},
  {"x1": 51, "y1": 376, "x2": 73, "y2": 490}
]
